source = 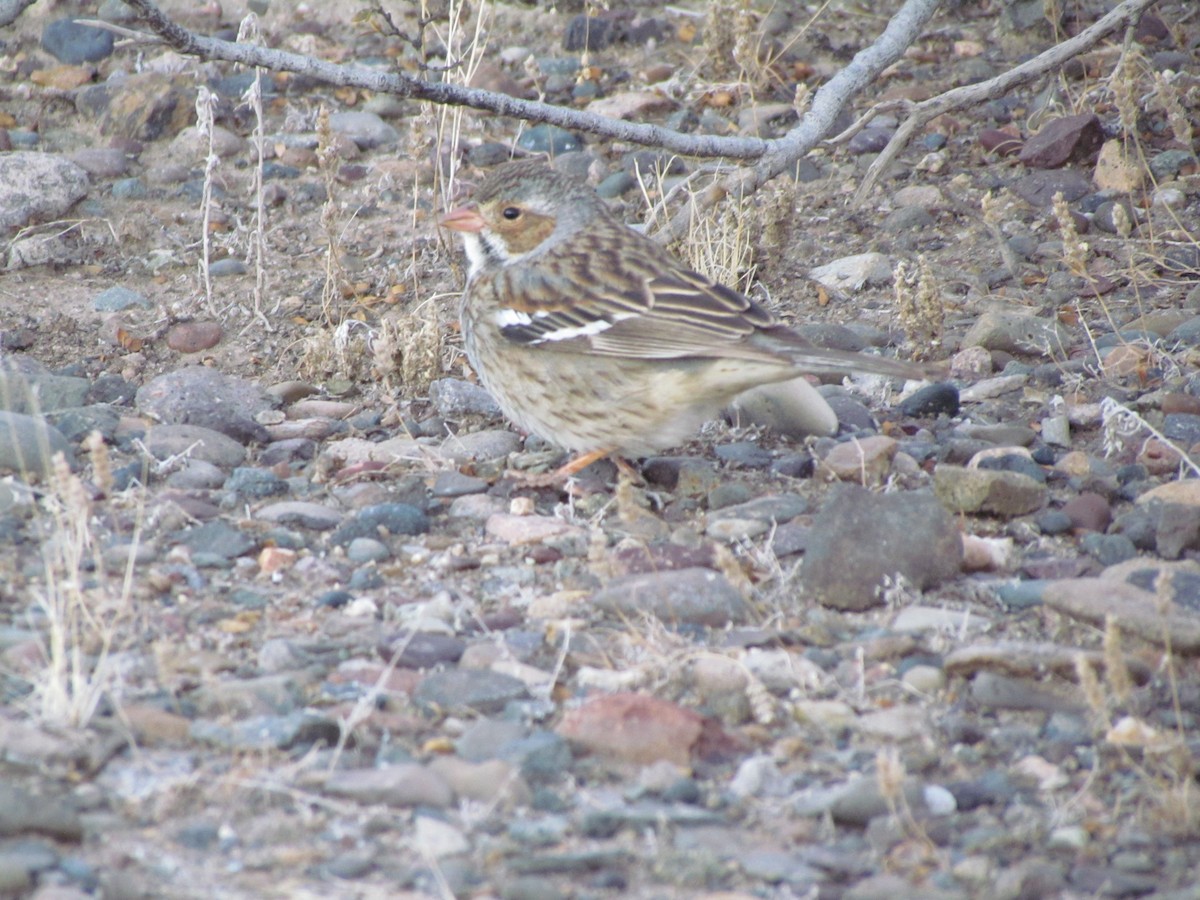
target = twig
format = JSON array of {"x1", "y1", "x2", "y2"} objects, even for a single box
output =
[
  {"x1": 120, "y1": 0, "x2": 770, "y2": 160},
  {"x1": 852, "y1": 0, "x2": 1162, "y2": 206}
]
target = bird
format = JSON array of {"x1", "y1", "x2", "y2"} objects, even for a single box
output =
[{"x1": 439, "y1": 159, "x2": 926, "y2": 478}]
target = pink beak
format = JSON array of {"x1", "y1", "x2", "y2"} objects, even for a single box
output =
[{"x1": 439, "y1": 205, "x2": 485, "y2": 233}]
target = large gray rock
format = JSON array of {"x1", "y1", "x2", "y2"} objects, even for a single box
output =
[
  {"x1": 802, "y1": 485, "x2": 962, "y2": 611},
  {"x1": 0, "y1": 153, "x2": 89, "y2": 230}
]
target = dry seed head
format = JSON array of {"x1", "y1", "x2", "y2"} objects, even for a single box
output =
[
  {"x1": 759, "y1": 178, "x2": 795, "y2": 259},
  {"x1": 1111, "y1": 202, "x2": 1132, "y2": 238},
  {"x1": 1102, "y1": 614, "x2": 1133, "y2": 705},
  {"x1": 1111, "y1": 51, "x2": 1140, "y2": 134},
  {"x1": 1051, "y1": 191, "x2": 1088, "y2": 277},
  {"x1": 980, "y1": 190, "x2": 1000, "y2": 226},
  {"x1": 370, "y1": 308, "x2": 443, "y2": 397},
  {"x1": 84, "y1": 431, "x2": 112, "y2": 496},
  {"x1": 745, "y1": 672, "x2": 776, "y2": 726},
  {"x1": 1153, "y1": 71, "x2": 1195, "y2": 149},
  {"x1": 702, "y1": 0, "x2": 739, "y2": 79},
  {"x1": 792, "y1": 82, "x2": 811, "y2": 118},
  {"x1": 875, "y1": 746, "x2": 906, "y2": 803},
  {"x1": 1074, "y1": 652, "x2": 1108, "y2": 721}
]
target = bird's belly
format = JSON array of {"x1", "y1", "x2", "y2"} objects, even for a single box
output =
[{"x1": 465, "y1": 323, "x2": 795, "y2": 456}]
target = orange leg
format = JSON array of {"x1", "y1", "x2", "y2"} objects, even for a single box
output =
[
  {"x1": 553, "y1": 448, "x2": 613, "y2": 478},
  {"x1": 504, "y1": 448, "x2": 620, "y2": 488}
]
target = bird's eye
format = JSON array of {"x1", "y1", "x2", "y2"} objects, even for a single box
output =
[{"x1": 501, "y1": 206, "x2": 522, "y2": 220}]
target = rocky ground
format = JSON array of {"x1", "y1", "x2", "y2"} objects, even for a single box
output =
[{"x1": 2, "y1": 0, "x2": 1200, "y2": 897}]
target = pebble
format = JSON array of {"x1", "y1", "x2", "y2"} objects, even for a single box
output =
[
  {"x1": 818, "y1": 435, "x2": 898, "y2": 484},
  {"x1": 328, "y1": 503, "x2": 429, "y2": 545},
  {"x1": 137, "y1": 368, "x2": 274, "y2": 443},
  {"x1": 428, "y1": 377, "x2": 502, "y2": 418},
  {"x1": 327, "y1": 111, "x2": 399, "y2": 148},
  {"x1": 730, "y1": 378, "x2": 838, "y2": 438},
  {"x1": 143, "y1": 423, "x2": 246, "y2": 467},
  {"x1": 961, "y1": 309, "x2": 1071, "y2": 355},
  {"x1": 92, "y1": 286, "x2": 151, "y2": 311},
  {"x1": 558, "y1": 693, "x2": 706, "y2": 766},
  {"x1": 517, "y1": 125, "x2": 583, "y2": 155},
  {"x1": 324, "y1": 764, "x2": 454, "y2": 808},
  {"x1": 166, "y1": 321, "x2": 223, "y2": 353},
  {"x1": 899, "y1": 382, "x2": 960, "y2": 417},
  {"x1": 1018, "y1": 113, "x2": 1102, "y2": 169},
  {"x1": 486, "y1": 513, "x2": 581, "y2": 546},
  {"x1": 441, "y1": 428, "x2": 522, "y2": 462},
  {"x1": 208, "y1": 258, "x2": 247, "y2": 277},
  {"x1": 413, "y1": 669, "x2": 529, "y2": 714},
  {"x1": 591, "y1": 567, "x2": 750, "y2": 626}
]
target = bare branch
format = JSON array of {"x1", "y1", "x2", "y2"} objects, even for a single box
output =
[
  {"x1": 120, "y1": 0, "x2": 770, "y2": 159},
  {"x1": 852, "y1": 0, "x2": 1162, "y2": 206}
]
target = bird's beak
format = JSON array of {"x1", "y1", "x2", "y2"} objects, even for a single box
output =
[{"x1": 439, "y1": 204, "x2": 485, "y2": 233}]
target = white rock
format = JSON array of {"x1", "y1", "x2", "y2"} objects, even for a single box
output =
[{"x1": 809, "y1": 252, "x2": 892, "y2": 292}]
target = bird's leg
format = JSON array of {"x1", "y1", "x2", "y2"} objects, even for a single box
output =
[
  {"x1": 553, "y1": 448, "x2": 614, "y2": 479},
  {"x1": 503, "y1": 448, "x2": 622, "y2": 489}
]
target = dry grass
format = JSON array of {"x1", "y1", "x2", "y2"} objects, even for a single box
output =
[
  {"x1": 30, "y1": 436, "x2": 138, "y2": 728},
  {"x1": 1071, "y1": 598, "x2": 1199, "y2": 837}
]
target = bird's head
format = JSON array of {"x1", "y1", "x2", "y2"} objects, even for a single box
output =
[{"x1": 439, "y1": 160, "x2": 603, "y2": 276}]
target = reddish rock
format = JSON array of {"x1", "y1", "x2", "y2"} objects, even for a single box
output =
[
  {"x1": 1162, "y1": 393, "x2": 1200, "y2": 416},
  {"x1": 1018, "y1": 114, "x2": 1103, "y2": 169},
  {"x1": 1061, "y1": 492, "x2": 1112, "y2": 532},
  {"x1": 166, "y1": 321, "x2": 223, "y2": 353},
  {"x1": 558, "y1": 693, "x2": 706, "y2": 765},
  {"x1": 979, "y1": 128, "x2": 1023, "y2": 156}
]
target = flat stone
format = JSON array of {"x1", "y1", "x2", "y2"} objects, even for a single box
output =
[
  {"x1": 142, "y1": 423, "x2": 246, "y2": 468},
  {"x1": 961, "y1": 309, "x2": 1071, "y2": 355},
  {"x1": 809, "y1": 252, "x2": 892, "y2": 293},
  {"x1": 933, "y1": 466, "x2": 1046, "y2": 516},
  {"x1": 592, "y1": 567, "x2": 750, "y2": 626},
  {"x1": 323, "y1": 764, "x2": 454, "y2": 808},
  {"x1": 1043, "y1": 573, "x2": 1200, "y2": 654},
  {"x1": 818, "y1": 435, "x2": 898, "y2": 484}
]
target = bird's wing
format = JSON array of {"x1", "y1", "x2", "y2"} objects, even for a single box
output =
[{"x1": 490, "y1": 250, "x2": 786, "y2": 363}]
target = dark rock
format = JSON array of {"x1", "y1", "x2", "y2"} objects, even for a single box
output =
[
  {"x1": 378, "y1": 631, "x2": 466, "y2": 669},
  {"x1": 329, "y1": 503, "x2": 429, "y2": 546},
  {"x1": 41, "y1": 17, "x2": 115, "y2": 64},
  {"x1": 1035, "y1": 509, "x2": 1073, "y2": 535},
  {"x1": 1079, "y1": 533, "x2": 1136, "y2": 566},
  {"x1": 1009, "y1": 169, "x2": 1093, "y2": 206},
  {"x1": 563, "y1": 15, "x2": 614, "y2": 51},
  {"x1": 1018, "y1": 114, "x2": 1103, "y2": 169},
  {"x1": 803, "y1": 486, "x2": 962, "y2": 611},
  {"x1": 847, "y1": 126, "x2": 893, "y2": 155}
]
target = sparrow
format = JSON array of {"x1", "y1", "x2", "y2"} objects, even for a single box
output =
[{"x1": 440, "y1": 159, "x2": 925, "y2": 477}]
